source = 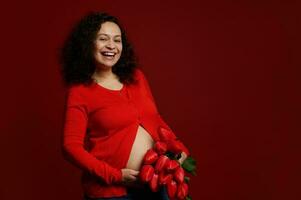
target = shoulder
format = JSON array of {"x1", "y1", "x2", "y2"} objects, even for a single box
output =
[
  {"x1": 66, "y1": 83, "x2": 93, "y2": 103},
  {"x1": 67, "y1": 84, "x2": 86, "y2": 95},
  {"x1": 129, "y1": 68, "x2": 143, "y2": 86},
  {"x1": 134, "y1": 67, "x2": 142, "y2": 78},
  {"x1": 134, "y1": 68, "x2": 147, "y2": 82},
  {"x1": 67, "y1": 82, "x2": 95, "y2": 94},
  {"x1": 135, "y1": 67, "x2": 143, "y2": 75}
]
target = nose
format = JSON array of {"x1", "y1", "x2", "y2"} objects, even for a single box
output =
[{"x1": 105, "y1": 40, "x2": 116, "y2": 49}]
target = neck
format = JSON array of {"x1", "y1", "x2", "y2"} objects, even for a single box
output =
[{"x1": 92, "y1": 67, "x2": 118, "y2": 82}]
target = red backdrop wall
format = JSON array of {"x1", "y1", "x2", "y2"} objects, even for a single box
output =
[{"x1": 0, "y1": 0, "x2": 300, "y2": 200}]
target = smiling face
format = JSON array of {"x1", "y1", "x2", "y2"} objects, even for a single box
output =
[{"x1": 93, "y1": 21, "x2": 123, "y2": 69}]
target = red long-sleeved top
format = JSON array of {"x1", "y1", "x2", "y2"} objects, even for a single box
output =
[{"x1": 62, "y1": 68, "x2": 190, "y2": 198}]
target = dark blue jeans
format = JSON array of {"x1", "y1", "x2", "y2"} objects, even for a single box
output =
[{"x1": 83, "y1": 185, "x2": 170, "y2": 200}]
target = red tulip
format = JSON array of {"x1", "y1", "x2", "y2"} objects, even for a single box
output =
[
  {"x1": 175, "y1": 140, "x2": 190, "y2": 156},
  {"x1": 155, "y1": 155, "x2": 169, "y2": 173},
  {"x1": 167, "y1": 179, "x2": 177, "y2": 199},
  {"x1": 158, "y1": 126, "x2": 177, "y2": 141},
  {"x1": 149, "y1": 173, "x2": 159, "y2": 192},
  {"x1": 140, "y1": 165, "x2": 154, "y2": 183},
  {"x1": 177, "y1": 182, "x2": 189, "y2": 199},
  {"x1": 167, "y1": 139, "x2": 183, "y2": 155},
  {"x1": 166, "y1": 159, "x2": 180, "y2": 173},
  {"x1": 154, "y1": 141, "x2": 168, "y2": 155},
  {"x1": 143, "y1": 149, "x2": 158, "y2": 165},
  {"x1": 159, "y1": 171, "x2": 173, "y2": 185},
  {"x1": 174, "y1": 167, "x2": 184, "y2": 183}
]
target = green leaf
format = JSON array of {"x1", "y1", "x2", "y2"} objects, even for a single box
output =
[
  {"x1": 185, "y1": 194, "x2": 192, "y2": 200},
  {"x1": 184, "y1": 176, "x2": 190, "y2": 183},
  {"x1": 182, "y1": 156, "x2": 197, "y2": 174}
]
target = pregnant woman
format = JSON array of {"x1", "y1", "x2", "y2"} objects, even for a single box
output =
[{"x1": 60, "y1": 12, "x2": 190, "y2": 200}]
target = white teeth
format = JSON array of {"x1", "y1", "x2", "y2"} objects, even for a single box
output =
[{"x1": 102, "y1": 52, "x2": 115, "y2": 56}]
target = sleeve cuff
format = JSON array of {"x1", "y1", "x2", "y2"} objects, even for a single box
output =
[{"x1": 112, "y1": 168, "x2": 123, "y2": 184}]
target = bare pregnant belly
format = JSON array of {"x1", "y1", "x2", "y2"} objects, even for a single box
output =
[{"x1": 126, "y1": 125, "x2": 154, "y2": 171}]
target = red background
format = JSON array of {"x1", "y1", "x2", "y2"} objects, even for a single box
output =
[{"x1": 0, "y1": 0, "x2": 300, "y2": 200}]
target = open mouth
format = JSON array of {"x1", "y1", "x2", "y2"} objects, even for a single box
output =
[{"x1": 101, "y1": 51, "x2": 116, "y2": 58}]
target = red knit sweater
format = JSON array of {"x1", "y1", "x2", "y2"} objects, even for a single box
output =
[{"x1": 62, "y1": 68, "x2": 190, "y2": 198}]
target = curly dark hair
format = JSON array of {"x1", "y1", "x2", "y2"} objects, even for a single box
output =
[{"x1": 59, "y1": 11, "x2": 138, "y2": 87}]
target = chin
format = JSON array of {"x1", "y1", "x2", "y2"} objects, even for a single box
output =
[
  {"x1": 96, "y1": 60, "x2": 118, "y2": 68},
  {"x1": 95, "y1": 57, "x2": 120, "y2": 68},
  {"x1": 103, "y1": 63, "x2": 116, "y2": 67}
]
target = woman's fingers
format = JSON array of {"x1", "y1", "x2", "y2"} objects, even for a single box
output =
[
  {"x1": 178, "y1": 152, "x2": 188, "y2": 165},
  {"x1": 128, "y1": 174, "x2": 138, "y2": 181},
  {"x1": 122, "y1": 168, "x2": 140, "y2": 182},
  {"x1": 130, "y1": 169, "x2": 140, "y2": 176},
  {"x1": 128, "y1": 169, "x2": 139, "y2": 181}
]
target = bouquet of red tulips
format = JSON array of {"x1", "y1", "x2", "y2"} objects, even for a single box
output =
[{"x1": 139, "y1": 126, "x2": 197, "y2": 200}]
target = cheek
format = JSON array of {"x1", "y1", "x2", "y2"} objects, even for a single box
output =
[
  {"x1": 94, "y1": 44, "x2": 104, "y2": 57},
  {"x1": 118, "y1": 43, "x2": 123, "y2": 52},
  {"x1": 95, "y1": 41, "x2": 105, "y2": 49},
  {"x1": 93, "y1": 48, "x2": 100, "y2": 58}
]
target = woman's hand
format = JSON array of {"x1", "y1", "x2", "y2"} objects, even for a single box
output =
[
  {"x1": 120, "y1": 168, "x2": 140, "y2": 186},
  {"x1": 178, "y1": 152, "x2": 188, "y2": 165}
]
